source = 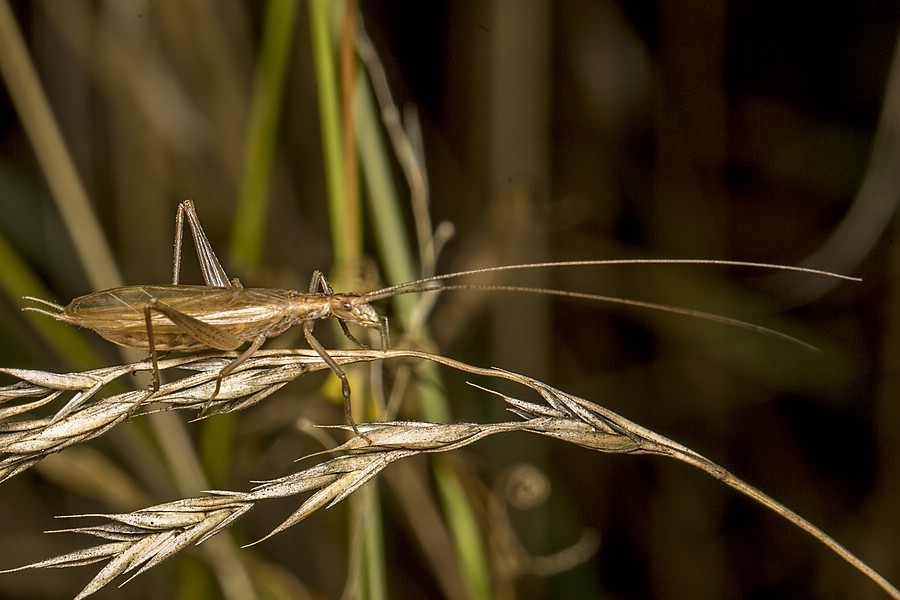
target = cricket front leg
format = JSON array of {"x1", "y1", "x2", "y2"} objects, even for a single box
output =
[
  {"x1": 303, "y1": 320, "x2": 364, "y2": 438},
  {"x1": 309, "y1": 270, "x2": 369, "y2": 349}
]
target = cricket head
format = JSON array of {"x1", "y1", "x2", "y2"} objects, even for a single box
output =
[{"x1": 329, "y1": 293, "x2": 381, "y2": 328}]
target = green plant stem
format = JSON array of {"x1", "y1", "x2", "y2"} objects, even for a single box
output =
[
  {"x1": 362, "y1": 482, "x2": 387, "y2": 600},
  {"x1": 0, "y1": 232, "x2": 98, "y2": 369},
  {"x1": 311, "y1": 3, "x2": 385, "y2": 599},
  {"x1": 354, "y1": 73, "x2": 417, "y2": 319},
  {"x1": 309, "y1": 0, "x2": 348, "y2": 267},
  {"x1": 213, "y1": 0, "x2": 299, "y2": 499},
  {"x1": 353, "y1": 34, "x2": 490, "y2": 600},
  {"x1": 230, "y1": 0, "x2": 299, "y2": 273}
]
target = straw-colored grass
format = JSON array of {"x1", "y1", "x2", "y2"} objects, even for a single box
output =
[
  {"x1": 0, "y1": 2, "x2": 897, "y2": 599},
  {"x1": 1, "y1": 348, "x2": 897, "y2": 598}
]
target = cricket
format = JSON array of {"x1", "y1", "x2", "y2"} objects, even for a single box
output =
[{"x1": 23, "y1": 200, "x2": 858, "y2": 435}]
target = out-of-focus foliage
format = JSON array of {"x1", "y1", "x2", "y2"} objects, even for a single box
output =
[{"x1": 0, "y1": 2, "x2": 897, "y2": 598}]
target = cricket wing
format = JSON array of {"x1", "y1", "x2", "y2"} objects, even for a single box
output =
[
  {"x1": 147, "y1": 297, "x2": 243, "y2": 350},
  {"x1": 60, "y1": 286, "x2": 293, "y2": 351}
]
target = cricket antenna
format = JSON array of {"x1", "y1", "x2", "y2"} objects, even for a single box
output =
[
  {"x1": 364, "y1": 282, "x2": 823, "y2": 351},
  {"x1": 359, "y1": 258, "x2": 861, "y2": 303}
]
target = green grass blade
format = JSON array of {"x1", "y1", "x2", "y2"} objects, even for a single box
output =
[
  {"x1": 0, "y1": 231, "x2": 98, "y2": 370},
  {"x1": 353, "y1": 31, "x2": 490, "y2": 600},
  {"x1": 230, "y1": 0, "x2": 300, "y2": 272}
]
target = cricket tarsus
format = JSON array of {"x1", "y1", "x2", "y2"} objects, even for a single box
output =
[{"x1": 22, "y1": 200, "x2": 857, "y2": 436}]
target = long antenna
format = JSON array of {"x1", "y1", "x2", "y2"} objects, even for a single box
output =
[
  {"x1": 372, "y1": 283, "x2": 821, "y2": 351},
  {"x1": 360, "y1": 259, "x2": 860, "y2": 303}
]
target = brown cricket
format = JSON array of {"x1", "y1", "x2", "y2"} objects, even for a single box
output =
[{"x1": 23, "y1": 200, "x2": 858, "y2": 434}]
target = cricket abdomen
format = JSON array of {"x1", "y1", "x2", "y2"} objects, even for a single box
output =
[{"x1": 59, "y1": 285, "x2": 320, "y2": 351}]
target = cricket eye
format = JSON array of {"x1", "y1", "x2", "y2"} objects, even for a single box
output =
[{"x1": 340, "y1": 299, "x2": 352, "y2": 312}]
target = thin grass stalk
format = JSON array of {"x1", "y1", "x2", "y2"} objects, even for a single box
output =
[
  {"x1": 340, "y1": 0, "x2": 363, "y2": 265},
  {"x1": 361, "y1": 483, "x2": 387, "y2": 600},
  {"x1": 0, "y1": 1, "x2": 114, "y2": 373},
  {"x1": 309, "y1": 0, "x2": 348, "y2": 267},
  {"x1": 0, "y1": 231, "x2": 98, "y2": 370},
  {"x1": 352, "y1": 22, "x2": 491, "y2": 600},
  {"x1": 353, "y1": 41, "x2": 454, "y2": 417},
  {"x1": 312, "y1": 2, "x2": 386, "y2": 596},
  {"x1": 1, "y1": 348, "x2": 896, "y2": 598},
  {"x1": 0, "y1": 0, "x2": 121, "y2": 292},
  {"x1": 784, "y1": 32, "x2": 900, "y2": 302},
  {"x1": 354, "y1": 73, "x2": 418, "y2": 316},
  {"x1": 207, "y1": 0, "x2": 299, "y2": 492},
  {"x1": 229, "y1": 0, "x2": 299, "y2": 273},
  {"x1": 341, "y1": 3, "x2": 385, "y2": 598},
  {"x1": 0, "y1": 6, "x2": 253, "y2": 595},
  {"x1": 0, "y1": 0, "x2": 204, "y2": 504}
]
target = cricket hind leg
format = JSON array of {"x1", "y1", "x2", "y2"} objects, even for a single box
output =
[
  {"x1": 173, "y1": 200, "x2": 235, "y2": 289},
  {"x1": 143, "y1": 297, "x2": 245, "y2": 413}
]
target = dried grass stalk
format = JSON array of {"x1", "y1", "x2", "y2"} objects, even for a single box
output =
[{"x1": 0, "y1": 348, "x2": 897, "y2": 599}]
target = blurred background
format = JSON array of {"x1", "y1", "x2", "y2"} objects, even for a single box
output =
[{"x1": 0, "y1": 1, "x2": 898, "y2": 598}]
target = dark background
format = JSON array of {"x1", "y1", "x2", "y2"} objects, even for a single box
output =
[{"x1": 0, "y1": 1, "x2": 897, "y2": 598}]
